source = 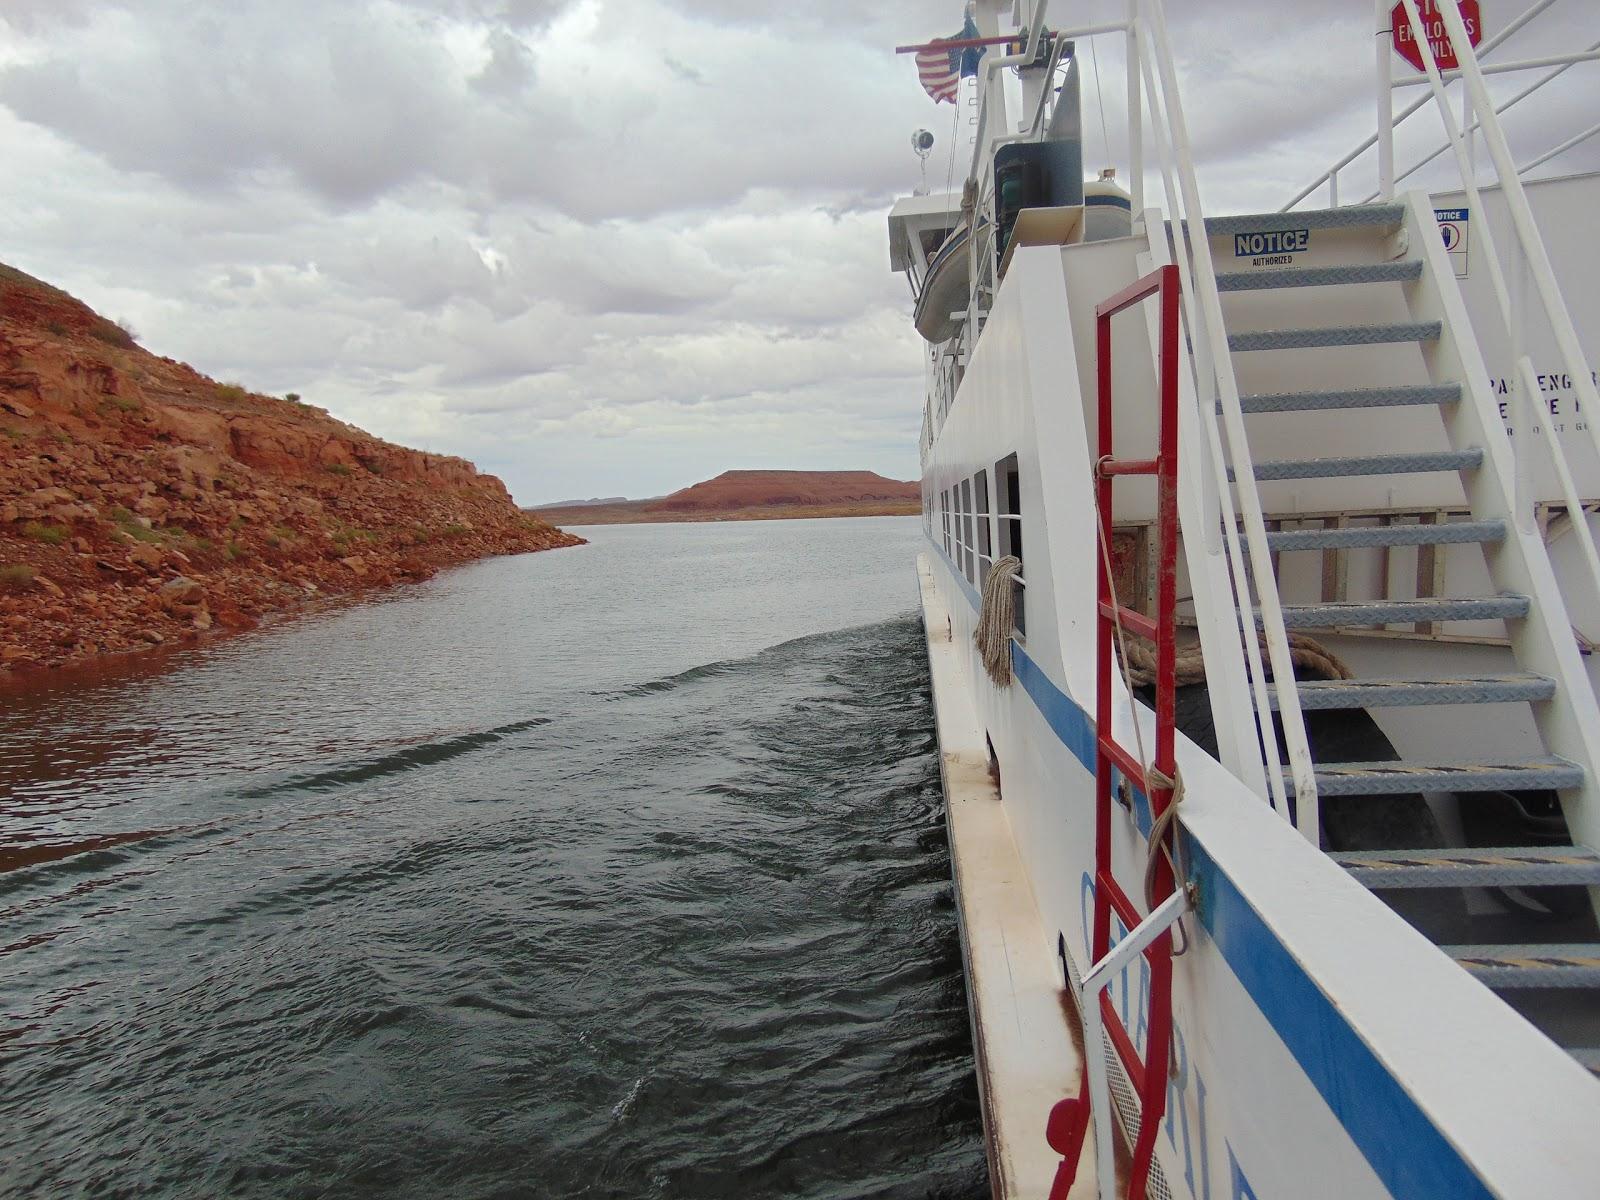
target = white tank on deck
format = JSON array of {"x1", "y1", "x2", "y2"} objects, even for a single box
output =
[{"x1": 1083, "y1": 167, "x2": 1132, "y2": 242}]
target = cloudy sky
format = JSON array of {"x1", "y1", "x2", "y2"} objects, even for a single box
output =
[{"x1": 1, "y1": 1, "x2": 1595, "y2": 503}]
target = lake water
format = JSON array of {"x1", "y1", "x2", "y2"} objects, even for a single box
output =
[{"x1": 0, "y1": 517, "x2": 986, "y2": 1198}]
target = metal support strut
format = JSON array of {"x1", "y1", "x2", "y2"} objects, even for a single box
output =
[{"x1": 1048, "y1": 265, "x2": 1188, "y2": 1200}]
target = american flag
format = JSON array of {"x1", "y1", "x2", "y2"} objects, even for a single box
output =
[
  {"x1": 916, "y1": 40, "x2": 963, "y2": 104},
  {"x1": 916, "y1": 13, "x2": 984, "y2": 105}
]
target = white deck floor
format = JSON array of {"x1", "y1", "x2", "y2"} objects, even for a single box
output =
[{"x1": 918, "y1": 555, "x2": 1097, "y2": 1200}]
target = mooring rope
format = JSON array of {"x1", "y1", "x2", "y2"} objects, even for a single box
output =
[
  {"x1": 974, "y1": 555, "x2": 1023, "y2": 685},
  {"x1": 1116, "y1": 629, "x2": 1353, "y2": 689}
]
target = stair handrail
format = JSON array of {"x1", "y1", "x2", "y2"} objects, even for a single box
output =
[
  {"x1": 1281, "y1": 0, "x2": 1558, "y2": 212},
  {"x1": 1394, "y1": 0, "x2": 1600, "y2": 616},
  {"x1": 1132, "y1": 0, "x2": 1322, "y2": 837},
  {"x1": 1133, "y1": 57, "x2": 1284, "y2": 815}
]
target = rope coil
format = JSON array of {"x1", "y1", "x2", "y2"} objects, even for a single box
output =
[
  {"x1": 1117, "y1": 629, "x2": 1353, "y2": 688},
  {"x1": 974, "y1": 555, "x2": 1024, "y2": 685}
]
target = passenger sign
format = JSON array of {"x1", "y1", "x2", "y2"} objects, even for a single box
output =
[{"x1": 1392, "y1": 0, "x2": 1482, "y2": 73}]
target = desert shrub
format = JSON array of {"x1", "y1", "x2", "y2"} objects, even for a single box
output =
[
  {"x1": 225, "y1": 540, "x2": 248, "y2": 561},
  {"x1": 0, "y1": 564, "x2": 35, "y2": 591},
  {"x1": 285, "y1": 392, "x2": 302, "y2": 404},
  {"x1": 88, "y1": 318, "x2": 137, "y2": 348},
  {"x1": 43, "y1": 320, "x2": 69, "y2": 337},
  {"x1": 329, "y1": 526, "x2": 375, "y2": 550},
  {"x1": 325, "y1": 463, "x2": 352, "y2": 477},
  {"x1": 216, "y1": 382, "x2": 248, "y2": 403},
  {"x1": 21, "y1": 522, "x2": 68, "y2": 545},
  {"x1": 110, "y1": 508, "x2": 163, "y2": 544}
]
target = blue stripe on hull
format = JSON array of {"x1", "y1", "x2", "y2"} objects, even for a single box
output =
[{"x1": 926, "y1": 539, "x2": 1490, "y2": 1200}]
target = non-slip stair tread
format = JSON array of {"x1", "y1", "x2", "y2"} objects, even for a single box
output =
[
  {"x1": 1280, "y1": 673, "x2": 1556, "y2": 710},
  {"x1": 1234, "y1": 448, "x2": 1481, "y2": 481},
  {"x1": 1266, "y1": 520, "x2": 1504, "y2": 551},
  {"x1": 1443, "y1": 943, "x2": 1600, "y2": 989},
  {"x1": 1228, "y1": 322, "x2": 1440, "y2": 352},
  {"x1": 1266, "y1": 595, "x2": 1529, "y2": 629},
  {"x1": 1216, "y1": 261, "x2": 1423, "y2": 292},
  {"x1": 1282, "y1": 757, "x2": 1583, "y2": 795},
  {"x1": 1203, "y1": 205, "x2": 1405, "y2": 235},
  {"x1": 1230, "y1": 384, "x2": 1461, "y2": 414},
  {"x1": 1333, "y1": 845, "x2": 1600, "y2": 887}
]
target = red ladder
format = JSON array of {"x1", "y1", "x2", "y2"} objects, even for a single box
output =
[{"x1": 1047, "y1": 265, "x2": 1185, "y2": 1200}]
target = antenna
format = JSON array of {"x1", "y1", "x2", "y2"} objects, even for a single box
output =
[{"x1": 912, "y1": 128, "x2": 935, "y2": 195}]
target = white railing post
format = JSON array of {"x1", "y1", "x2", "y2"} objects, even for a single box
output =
[
  {"x1": 1143, "y1": 214, "x2": 1276, "y2": 803},
  {"x1": 1376, "y1": 0, "x2": 1394, "y2": 199},
  {"x1": 1145, "y1": 0, "x2": 1320, "y2": 835},
  {"x1": 1132, "y1": 0, "x2": 1302, "y2": 823},
  {"x1": 1510, "y1": 247, "x2": 1536, "y2": 534},
  {"x1": 1127, "y1": 0, "x2": 1142, "y2": 212},
  {"x1": 1430, "y1": 0, "x2": 1600, "y2": 535}
]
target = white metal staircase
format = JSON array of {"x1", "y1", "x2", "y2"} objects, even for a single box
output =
[{"x1": 1186, "y1": 193, "x2": 1600, "y2": 1065}]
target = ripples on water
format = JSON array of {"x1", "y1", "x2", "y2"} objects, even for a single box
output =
[{"x1": 0, "y1": 518, "x2": 986, "y2": 1198}]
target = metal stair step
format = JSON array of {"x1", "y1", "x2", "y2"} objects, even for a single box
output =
[
  {"x1": 1228, "y1": 384, "x2": 1461, "y2": 414},
  {"x1": 1233, "y1": 447, "x2": 1482, "y2": 481},
  {"x1": 1203, "y1": 204, "x2": 1405, "y2": 235},
  {"x1": 1333, "y1": 846, "x2": 1600, "y2": 888},
  {"x1": 1228, "y1": 322, "x2": 1440, "y2": 353},
  {"x1": 1266, "y1": 519, "x2": 1504, "y2": 551},
  {"x1": 1281, "y1": 757, "x2": 1583, "y2": 796},
  {"x1": 1443, "y1": 944, "x2": 1600, "y2": 989},
  {"x1": 1267, "y1": 594, "x2": 1528, "y2": 628},
  {"x1": 1216, "y1": 261, "x2": 1423, "y2": 292},
  {"x1": 1277, "y1": 673, "x2": 1556, "y2": 710}
]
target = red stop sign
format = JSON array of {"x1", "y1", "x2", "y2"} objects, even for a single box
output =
[{"x1": 1392, "y1": 0, "x2": 1482, "y2": 73}]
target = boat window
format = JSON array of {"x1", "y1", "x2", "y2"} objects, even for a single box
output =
[
  {"x1": 960, "y1": 478, "x2": 975, "y2": 584},
  {"x1": 941, "y1": 489, "x2": 952, "y2": 555},
  {"x1": 974, "y1": 469, "x2": 992, "y2": 588},
  {"x1": 996, "y1": 454, "x2": 1024, "y2": 636}
]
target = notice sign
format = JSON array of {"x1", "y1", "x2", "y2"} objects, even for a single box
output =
[
  {"x1": 1435, "y1": 207, "x2": 1469, "y2": 278},
  {"x1": 1392, "y1": 0, "x2": 1481, "y2": 73},
  {"x1": 1233, "y1": 229, "x2": 1309, "y2": 266}
]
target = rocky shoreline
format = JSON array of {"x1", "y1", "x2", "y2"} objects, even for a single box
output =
[{"x1": 0, "y1": 263, "x2": 582, "y2": 675}]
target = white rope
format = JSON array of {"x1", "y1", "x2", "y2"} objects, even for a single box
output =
[
  {"x1": 974, "y1": 555, "x2": 1023, "y2": 685},
  {"x1": 1086, "y1": 3, "x2": 1113, "y2": 168},
  {"x1": 1092, "y1": 459, "x2": 1187, "y2": 954},
  {"x1": 1092, "y1": 462, "x2": 1149, "y2": 776},
  {"x1": 943, "y1": 87, "x2": 962, "y2": 198}
]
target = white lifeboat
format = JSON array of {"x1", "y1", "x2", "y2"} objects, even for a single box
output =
[{"x1": 913, "y1": 223, "x2": 975, "y2": 344}]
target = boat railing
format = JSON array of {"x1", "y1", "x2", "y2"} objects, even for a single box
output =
[
  {"x1": 1370, "y1": 1, "x2": 1600, "y2": 608},
  {"x1": 1281, "y1": 1, "x2": 1598, "y2": 212},
  {"x1": 1120, "y1": 0, "x2": 1314, "y2": 828},
  {"x1": 951, "y1": 1, "x2": 1310, "y2": 823}
]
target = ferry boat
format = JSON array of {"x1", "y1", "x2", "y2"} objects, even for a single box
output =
[{"x1": 892, "y1": 3, "x2": 1600, "y2": 1197}]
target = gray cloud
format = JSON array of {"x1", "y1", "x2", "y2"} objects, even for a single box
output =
[{"x1": 1, "y1": 0, "x2": 1595, "y2": 505}]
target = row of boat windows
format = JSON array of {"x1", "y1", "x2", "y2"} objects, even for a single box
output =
[{"x1": 927, "y1": 453, "x2": 1026, "y2": 634}]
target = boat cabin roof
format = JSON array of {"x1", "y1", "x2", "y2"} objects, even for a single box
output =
[{"x1": 888, "y1": 192, "x2": 962, "y2": 273}]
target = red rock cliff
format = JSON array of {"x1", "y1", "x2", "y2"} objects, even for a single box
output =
[{"x1": 0, "y1": 263, "x2": 582, "y2": 673}]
